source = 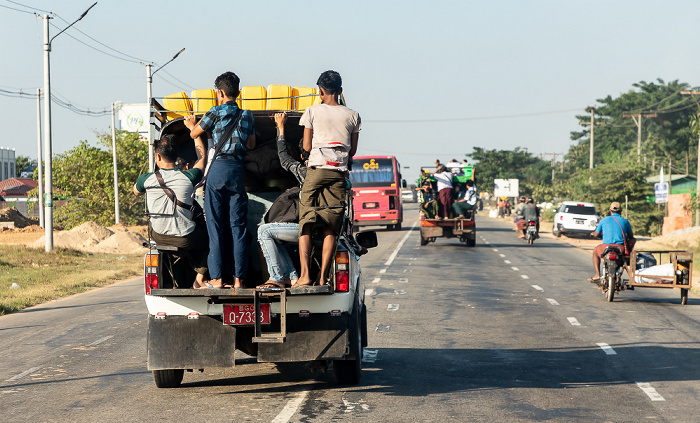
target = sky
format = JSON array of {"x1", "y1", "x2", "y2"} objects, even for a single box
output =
[{"x1": 1, "y1": 0, "x2": 700, "y2": 181}]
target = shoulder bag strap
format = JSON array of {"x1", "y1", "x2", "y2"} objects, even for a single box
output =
[
  {"x1": 211, "y1": 108, "x2": 243, "y2": 161},
  {"x1": 155, "y1": 170, "x2": 192, "y2": 210},
  {"x1": 610, "y1": 215, "x2": 628, "y2": 249}
]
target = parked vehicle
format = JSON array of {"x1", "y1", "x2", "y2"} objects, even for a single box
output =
[
  {"x1": 143, "y1": 87, "x2": 378, "y2": 388},
  {"x1": 349, "y1": 156, "x2": 403, "y2": 230},
  {"x1": 552, "y1": 201, "x2": 598, "y2": 238}
]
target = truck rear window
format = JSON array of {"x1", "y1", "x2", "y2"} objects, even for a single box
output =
[{"x1": 563, "y1": 206, "x2": 596, "y2": 215}]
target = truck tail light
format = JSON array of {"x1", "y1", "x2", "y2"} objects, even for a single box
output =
[
  {"x1": 144, "y1": 253, "x2": 159, "y2": 295},
  {"x1": 336, "y1": 251, "x2": 350, "y2": 292}
]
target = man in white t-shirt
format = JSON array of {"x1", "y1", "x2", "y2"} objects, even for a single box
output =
[
  {"x1": 433, "y1": 165, "x2": 453, "y2": 219},
  {"x1": 295, "y1": 70, "x2": 361, "y2": 287}
]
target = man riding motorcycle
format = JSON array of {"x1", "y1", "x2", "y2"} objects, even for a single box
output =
[
  {"x1": 589, "y1": 201, "x2": 635, "y2": 282},
  {"x1": 516, "y1": 198, "x2": 539, "y2": 239}
]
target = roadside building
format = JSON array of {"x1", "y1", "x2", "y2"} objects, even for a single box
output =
[
  {"x1": 0, "y1": 177, "x2": 38, "y2": 217},
  {"x1": 0, "y1": 147, "x2": 16, "y2": 182}
]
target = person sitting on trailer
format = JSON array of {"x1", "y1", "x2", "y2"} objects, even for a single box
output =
[
  {"x1": 516, "y1": 197, "x2": 540, "y2": 239},
  {"x1": 133, "y1": 133, "x2": 210, "y2": 288},
  {"x1": 452, "y1": 179, "x2": 478, "y2": 218},
  {"x1": 589, "y1": 202, "x2": 635, "y2": 283},
  {"x1": 433, "y1": 165, "x2": 453, "y2": 219}
]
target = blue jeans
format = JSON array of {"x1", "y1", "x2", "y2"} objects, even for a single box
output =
[
  {"x1": 205, "y1": 158, "x2": 249, "y2": 280},
  {"x1": 257, "y1": 222, "x2": 300, "y2": 282}
]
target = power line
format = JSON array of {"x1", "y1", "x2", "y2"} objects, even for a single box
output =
[
  {"x1": 5, "y1": 0, "x2": 51, "y2": 14},
  {"x1": 159, "y1": 69, "x2": 196, "y2": 91},
  {"x1": 365, "y1": 108, "x2": 582, "y2": 123},
  {"x1": 49, "y1": 22, "x2": 142, "y2": 63},
  {"x1": 0, "y1": 2, "x2": 35, "y2": 14},
  {"x1": 0, "y1": 87, "x2": 110, "y2": 116}
]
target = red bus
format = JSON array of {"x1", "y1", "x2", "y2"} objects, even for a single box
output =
[{"x1": 349, "y1": 156, "x2": 403, "y2": 230}]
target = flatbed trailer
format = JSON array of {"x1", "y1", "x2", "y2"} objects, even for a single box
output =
[
  {"x1": 420, "y1": 216, "x2": 476, "y2": 246},
  {"x1": 624, "y1": 249, "x2": 693, "y2": 305}
]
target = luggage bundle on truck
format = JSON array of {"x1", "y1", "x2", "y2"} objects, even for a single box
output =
[
  {"x1": 416, "y1": 165, "x2": 476, "y2": 246},
  {"x1": 142, "y1": 85, "x2": 377, "y2": 388}
]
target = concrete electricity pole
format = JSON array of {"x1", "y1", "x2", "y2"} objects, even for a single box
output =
[
  {"x1": 585, "y1": 107, "x2": 595, "y2": 169},
  {"x1": 622, "y1": 112, "x2": 657, "y2": 162},
  {"x1": 40, "y1": 2, "x2": 96, "y2": 252},
  {"x1": 36, "y1": 88, "x2": 44, "y2": 228},
  {"x1": 111, "y1": 101, "x2": 122, "y2": 225},
  {"x1": 681, "y1": 91, "x2": 700, "y2": 226}
]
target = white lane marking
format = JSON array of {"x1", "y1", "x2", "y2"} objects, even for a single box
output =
[
  {"x1": 547, "y1": 298, "x2": 560, "y2": 306},
  {"x1": 532, "y1": 285, "x2": 543, "y2": 291},
  {"x1": 365, "y1": 289, "x2": 374, "y2": 296},
  {"x1": 88, "y1": 335, "x2": 114, "y2": 346},
  {"x1": 362, "y1": 349, "x2": 378, "y2": 363},
  {"x1": 504, "y1": 260, "x2": 511, "y2": 264},
  {"x1": 375, "y1": 323, "x2": 391, "y2": 332},
  {"x1": 272, "y1": 391, "x2": 309, "y2": 423},
  {"x1": 492, "y1": 248, "x2": 499, "y2": 252},
  {"x1": 597, "y1": 343, "x2": 617, "y2": 355},
  {"x1": 399, "y1": 278, "x2": 408, "y2": 283},
  {"x1": 387, "y1": 304, "x2": 399, "y2": 311},
  {"x1": 499, "y1": 254, "x2": 506, "y2": 258},
  {"x1": 6, "y1": 366, "x2": 41, "y2": 382},
  {"x1": 636, "y1": 382, "x2": 666, "y2": 401},
  {"x1": 410, "y1": 258, "x2": 417, "y2": 261},
  {"x1": 403, "y1": 269, "x2": 412, "y2": 273},
  {"x1": 379, "y1": 268, "x2": 387, "y2": 274},
  {"x1": 521, "y1": 275, "x2": 530, "y2": 280},
  {"x1": 372, "y1": 278, "x2": 381, "y2": 284},
  {"x1": 567, "y1": 317, "x2": 581, "y2": 326},
  {"x1": 384, "y1": 221, "x2": 417, "y2": 266},
  {"x1": 343, "y1": 399, "x2": 370, "y2": 413},
  {"x1": 511, "y1": 267, "x2": 519, "y2": 271},
  {"x1": 394, "y1": 289, "x2": 406, "y2": 295}
]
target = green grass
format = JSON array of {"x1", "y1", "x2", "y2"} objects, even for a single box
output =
[{"x1": 0, "y1": 245, "x2": 142, "y2": 315}]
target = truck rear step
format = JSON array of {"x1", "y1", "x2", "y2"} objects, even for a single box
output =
[{"x1": 253, "y1": 289, "x2": 287, "y2": 344}]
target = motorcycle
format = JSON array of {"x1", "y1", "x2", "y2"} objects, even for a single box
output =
[
  {"x1": 525, "y1": 220, "x2": 538, "y2": 245},
  {"x1": 599, "y1": 245, "x2": 630, "y2": 302}
]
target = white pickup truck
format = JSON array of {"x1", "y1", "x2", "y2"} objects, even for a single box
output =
[{"x1": 142, "y1": 99, "x2": 377, "y2": 388}]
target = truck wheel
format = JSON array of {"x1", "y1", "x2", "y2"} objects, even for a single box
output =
[
  {"x1": 153, "y1": 369, "x2": 184, "y2": 388},
  {"x1": 420, "y1": 234, "x2": 429, "y2": 246},
  {"x1": 466, "y1": 237, "x2": 476, "y2": 247},
  {"x1": 681, "y1": 288, "x2": 688, "y2": 305},
  {"x1": 334, "y1": 304, "x2": 362, "y2": 385},
  {"x1": 393, "y1": 222, "x2": 402, "y2": 231}
]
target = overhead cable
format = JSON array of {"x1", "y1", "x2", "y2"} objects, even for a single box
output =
[{"x1": 365, "y1": 108, "x2": 582, "y2": 123}]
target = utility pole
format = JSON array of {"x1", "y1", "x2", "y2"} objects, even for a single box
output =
[
  {"x1": 543, "y1": 152, "x2": 563, "y2": 183},
  {"x1": 36, "y1": 88, "x2": 44, "y2": 228},
  {"x1": 681, "y1": 91, "x2": 700, "y2": 226},
  {"x1": 622, "y1": 112, "x2": 657, "y2": 162},
  {"x1": 111, "y1": 101, "x2": 122, "y2": 225},
  {"x1": 585, "y1": 107, "x2": 595, "y2": 169}
]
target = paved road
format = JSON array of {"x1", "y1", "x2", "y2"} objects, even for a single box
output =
[{"x1": 2, "y1": 203, "x2": 700, "y2": 422}]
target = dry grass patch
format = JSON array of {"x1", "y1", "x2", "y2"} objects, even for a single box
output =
[{"x1": 0, "y1": 245, "x2": 142, "y2": 315}]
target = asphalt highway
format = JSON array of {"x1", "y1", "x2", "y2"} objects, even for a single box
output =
[{"x1": 2, "y1": 203, "x2": 700, "y2": 422}]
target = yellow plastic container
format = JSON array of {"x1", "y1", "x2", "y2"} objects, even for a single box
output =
[
  {"x1": 236, "y1": 91, "x2": 242, "y2": 109},
  {"x1": 240, "y1": 86, "x2": 267, "y2": 110},
  {"x1": 266, "y1": 85, "x2": 292, "y2": 111},
  {"x1": 190, "y1": 89, "x2": 217, "y2": 114},
  {"x1": 292, "y1": 87, "x2": 317, "y2": 111},
  {"x1": 163, "y1": 92, "x2": 193, "y2": 120}
]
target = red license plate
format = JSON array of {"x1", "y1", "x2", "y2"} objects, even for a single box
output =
[{"x1": 223, "y1": 304, "x2": 270, "y2": 325}]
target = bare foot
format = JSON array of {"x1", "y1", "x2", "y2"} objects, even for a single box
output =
[
  {"x1": 234, "y1": 277, "x2": 243, "y2": 289},
  {"x1": 292, "y1": 276, "x2": 314, "y2": 288}
]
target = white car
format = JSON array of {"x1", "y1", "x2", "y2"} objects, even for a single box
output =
[
  {"x1": 401, "y1": 185, "x2": 417, "y2": 203},
  {"x1": 552, "y1": 201, "x2": 599, "y2": 238}
]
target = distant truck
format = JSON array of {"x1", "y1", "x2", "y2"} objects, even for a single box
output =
[
  {"x1": 142, "y1": 86, "x2": 377, "y2": 388},
  {"x1": 417, "y1": 165, "x2": 476, "y2": 246}
]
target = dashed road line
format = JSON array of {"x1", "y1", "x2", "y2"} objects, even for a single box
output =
[
  {"x1": 399, "y1": 278, "x2": 409, "y2": 283},
  {"x1": 596, "y1": 343, "x2": 617, "y2": 355},
  {"x1": 6, "y1": 367, "x2": 41, "y2": 382},
  {"x1": 492, "y1": 248, "x2": 499, "y2": 252},
  {"x1": 636, "y1": 382, "x2": 665, "y2": 401},
  {"x1": 567, "y1": 317, "x2": 581, "y2": 326},
  {"x1": 379, "y1": 268, "x2": 387, "y2": 274},
  {"x1": 362, "y1": 349, "x2": 378, "y2": 363},
  {"x1": 365, "y1": 289, "x2": 374, "y2": 296},
  {"x1": 387, "y1": 304, "x2": 399, "y2": 311},
  {"x1": 504, "y1": 260, "x2": 511, "y2": 264},
  {"x1": 394, "y1": 289, "x2": 406, "y2": 295},
  {"x1": 499, "y1": 254, "x2": 506, "y2": 258},
  {"x1": 521, "y1": 275, "x2": 530, "y2": 280},
  {"x1": 511, "y1": 267, "x2": 519, "y2": 271},
  {"x1": 372, "y1": 278, "x2": 381, "y2": 284},
  {"x1": 88, "y1": 335, "x2": 114, "y2": 346},
  {"x1": 376, "y1": 323, "x2": 391, "y2": 332},
  {"x1": 343, "y1": 399, "x2": 370, "y2": 413},
  {"x1": 272, "y1": 391, "x2": 309, "y2": 423},
  {"x1": 546, "y1": 298, "x2": 560, "y2": 306},
  {"x1": 532, "y1": 285, "x2": 543, "y2": 291}
]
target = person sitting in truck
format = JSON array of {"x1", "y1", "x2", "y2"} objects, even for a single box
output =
[
  {"x1": 433, "y1": 165, "x2": 453, "y2": 219},
  {"x1": 451, "y1": 179, "x2": 477, "y2": 219},
  {"x1": 296, "y1": 70, "x2": 361, "y2": 287},
  {"x1": 133, "y1": 133, "x2": 210, "y2": 288},
  {"x1": 589, "y1": 202, "x2": 635, "y2": 283},
  {"x1": 184, "y1": 71, "x2": 256, "y2": 289}
]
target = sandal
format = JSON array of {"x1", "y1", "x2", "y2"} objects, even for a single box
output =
[
  {"x1": 256, "y1": 281, "x2": 284, "y2": 290},
  {"x1": 588, "y1": 276, "x2": 600, "y2": 283}
]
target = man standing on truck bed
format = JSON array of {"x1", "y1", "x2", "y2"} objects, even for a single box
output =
[
  {"x1": 296, "y1": 70, "x2": 361, "y2": 287},
  {"x1": 184, "y1": 71, "x2": 256, "y2": 289}
]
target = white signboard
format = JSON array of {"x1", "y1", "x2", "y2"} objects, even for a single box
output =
[
  {"x1": 654, "y1": 182, "x2": 668, "y2": 204},
  {"x1": 118, "y1": 103, "x2": 148, "y2": 135},
  {"x1": 494, "y1": 179, "x2": 519, "y2": 198}
]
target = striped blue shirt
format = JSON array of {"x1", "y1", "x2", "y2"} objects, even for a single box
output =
[{"x1": 199, "y1": 101, "x2": 255, "y2": 159}]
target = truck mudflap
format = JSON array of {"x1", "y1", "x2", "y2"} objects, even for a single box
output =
[
  {"x1": 257, "y1": 314, "x2": 350, "y2": 362},
  {"x1": 147, "y1": 315, "x2": 237, "y2": 370}
]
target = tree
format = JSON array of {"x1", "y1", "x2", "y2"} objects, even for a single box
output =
[
  {"x1": 468, "y1": 147, "x2": 552, "y2": 199},
  {"x1": 15, "y1": 155, "x2": 36, "y2": 177},
  {"x1": 49, "y1": 130, "x2": 148, "y2": 229}
]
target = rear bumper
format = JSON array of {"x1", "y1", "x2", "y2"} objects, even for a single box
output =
[{"x1": 354, "y1": 218, "x2": 400, "y2": 227}]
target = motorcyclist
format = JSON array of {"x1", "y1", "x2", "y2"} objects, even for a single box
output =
[
  {"x1": 517, "y1": 198, "x2": 539, "y2": 239},
  {"x1": 514, "y1": 196, "x2": 526, "y2": 222},
  {"x1": 589, "y1": 202, "x2": 635, "y2": 282}
]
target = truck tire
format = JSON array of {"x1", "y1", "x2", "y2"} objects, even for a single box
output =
[
  {"x1": 466, "y1": 236, "x2": 476, "y2": 247},
  {"x1": 153, "y1": 369, "x2": 184, "y2": 388},
  {"x1": 420, "y1": 234, "x2": 429, "y2": 246},
  {"x1": 334, "y1": 303, "x2": 362, "y2": 385},
  {"x1": 392, "y1": 222, "x2": 402, "y2": 231},
  {"x1": 681, "y1": 288, "x2": 688, "y2": 305}
]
